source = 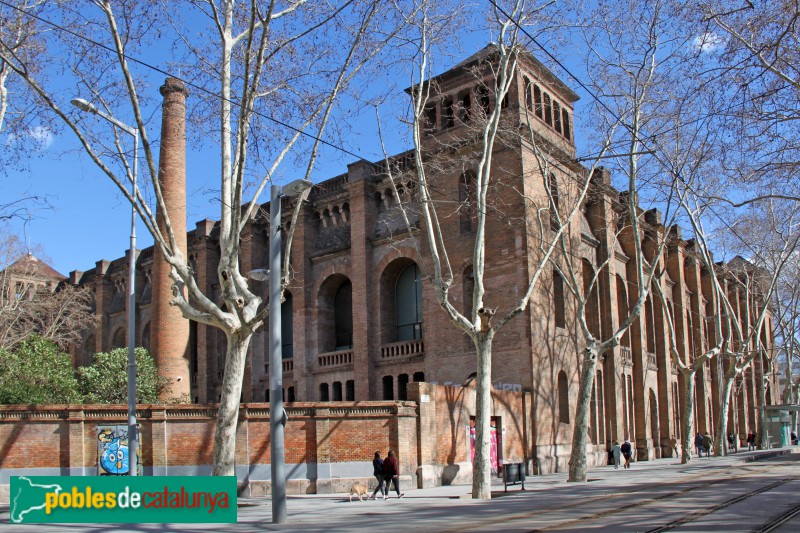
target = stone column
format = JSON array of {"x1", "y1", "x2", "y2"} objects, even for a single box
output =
[{"x1": 152, "y1": 78, "x2": 191, "y2": 399}]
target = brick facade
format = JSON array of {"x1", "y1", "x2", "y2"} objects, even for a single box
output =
[{"x1": 64, "y1": 46, "x2": 776, "y2": 474}]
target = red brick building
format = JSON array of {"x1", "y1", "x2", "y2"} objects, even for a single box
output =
[{"x1": 66, "y1": 46, "x2": 776, "y2": 472}]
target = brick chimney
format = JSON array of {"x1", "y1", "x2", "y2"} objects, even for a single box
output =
[{"x1": 152, "y1": 77, "x2": 191, "y2": 400}]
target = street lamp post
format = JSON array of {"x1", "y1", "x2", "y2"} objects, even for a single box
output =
[
  {"x1": 71, "y1": 98, "x2": 139, "y2": 476},
  {"x1": 268, "y1": 179, "x2": 311, "y2": 524}
]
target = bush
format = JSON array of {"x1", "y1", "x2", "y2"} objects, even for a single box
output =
[
  {"x1": 0, "y1": 335, "x2": 82, "y2": 404},
  {"x1": 77, "y1": 347, "x2": 170, "y2": 404}
]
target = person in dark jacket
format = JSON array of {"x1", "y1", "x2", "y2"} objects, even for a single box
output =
[
  {"x1": 370, "y1": 451, "x2": 385, "y2": 500},
  {"x1": 695, "y1": 433, "x2": 704, "y2": 456},
  {"x1": 381, "y1": 450, "x2": 404, "y2": 499},
  {"x1": 702, "y1": 432, "x2": 713, "y2": 457},
  {"x1": 620, "y1": 439, "x2": 633, "y2": 469}
]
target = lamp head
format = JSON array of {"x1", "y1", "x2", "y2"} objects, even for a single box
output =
[
  {"x1": 247, "y1": 269, "x2": 270, "y2": 282},
  {"x1": 71, "y1": 98, "x2": 98, "y2": 114}
]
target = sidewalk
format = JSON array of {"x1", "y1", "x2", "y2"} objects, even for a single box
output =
[{"x1": 2, "y1": 447, "x2": 797, "y2": 532}]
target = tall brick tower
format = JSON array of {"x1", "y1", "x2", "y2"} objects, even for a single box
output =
[{"x1": 151, "y1": 77, "x2": 191, "y2": 399}]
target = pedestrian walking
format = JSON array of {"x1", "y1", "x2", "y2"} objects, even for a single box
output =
[
  {"x1": 381, "y1": 450, "x2": 404, "y2": 499},
  {"x1": 694, "y1": 433, "x2": 704, "y2": 456},
  {"x1": 727, "y1": 432, "x2": 736, "y2": 453},
  {"x1": 669, "y1": 435, "x2": 679, "y2": 458},
  {"x1": 611, "y1": 441, "x2": 621, "y2": 469},
  {"x1": 620, "y1": 439, "x2": 633, "y2": 469},
  {"x1": 702, "y1": 432, "x2": 712, "y2": 457},
  {"x1": 370, "y1": 451, "x2": 385, "y2": 500},
  {"x1": 747, "y1": 431, "x2": 756, "y2": 451}
]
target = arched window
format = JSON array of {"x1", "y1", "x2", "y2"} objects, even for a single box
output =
[
  {"x1": 616, "y1": 276, "x2": 629, "y2": 347},
  {"x1": 332, "y1": 381, "x2": 343, "y2": 401},
  {"x1": 111, "y1": 328, "x2": 126, "y2": 349},
  {"x1": 582, "y1": 260, "x2": 600, "y2": 339},
  {"x1": 523, "y1": 76, "x2": 533, "y2": 110},
  {"x1": 396, "y1": 264, "x2": 423, "y2": 341},
  {"x1": 459, "y1": 172, "x2": 476, "y2": 234},
  {"x1": 547, "y1": 173, "x2": 560, "y2": 230},
  {"x1": 553, "y1": 270, "x2": 566, "y2": 328},
  {"x1": 645, "y1": 295, "x2": 656, "y2": 353},
  {"x1": 533, "y1": 84, "x2": 543, "y2": 118},
  {"x1": 562, "y1": 108, "x2": 572, "y2": 140},
  {"x1": 282, "y1": 292, "x2": 294, "y2": 358},
  {"x1": 319, "y1": 383, "x2": 330, "y2": 402},
  {"x1": 398, "y1": 374, "x2": 409, "y2": 401},
  {"x1": 442, "y1": 97, "x2": 454, "y2": 129},
  {"x1": 458, "y1": 91, "x2": 472, "y2": 124},
  {"x1": 413, "y1": 371, "x2": 425, "y2": 382},
  {"x1": 83, "y1": 335, "x2": 96, "y2": 366},
  {"x1": 288, "y1": 387, "x2": 296, "y2": 403},
  {"x1": 553, "y1": 100, "x2": 562, "y2": 133},
  {"x1": 345, "y1": 380, "x2": 355, "y2": 401},
  {"x1": 543, "y1": 93, "x2": 552, "y2": 125},
  {"x1": 558, "y1": 370, "x2": 570, "y2": 424},
  {"x1": 141, "y1": 322, "x2": 151, "y2": 352},
  {"x1": 382, "y1": 376, "x2": 394, "y2": 400},
  {"x1": 463, "y1": 267, "x2": 475, "y2": 320},
  {"x1": 334, "y1": 282, "x2": 352, "y2": 350}
]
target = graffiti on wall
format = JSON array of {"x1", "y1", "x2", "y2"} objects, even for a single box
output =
[{"x1": 97, "y1": 425, "x2": 138, "y2": 476}]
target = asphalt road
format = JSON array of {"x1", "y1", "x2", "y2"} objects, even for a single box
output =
[{"x1": 2, "y1": 448, "x2": 799, "y2": 532}]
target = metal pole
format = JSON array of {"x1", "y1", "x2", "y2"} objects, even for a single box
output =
[
  {"x1": 269, "y1": 184, "x2": 286, "y2": 523},
  {"x1": 127, "y1": 132, "x2": 139, "y2": 476}
]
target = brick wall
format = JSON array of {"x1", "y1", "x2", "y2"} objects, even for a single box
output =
[{"x1": 0, "y1": 381, "x2": 619, "y2": 503}]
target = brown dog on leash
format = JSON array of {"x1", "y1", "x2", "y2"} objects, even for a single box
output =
[{"x1": 348, "y1": 482, "x2": 368, "y2": 502}]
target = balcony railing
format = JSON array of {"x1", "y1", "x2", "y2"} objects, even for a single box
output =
[
  {"x1": 620, "y1": 346, "x2": 632, "y2": 366},
  {"x1": 647, "y1": 352, "x2": 657, "y2": 370},
  {"x1": 380, "y1": 339, "x2": 424, "y2": 360},
  {"x1": 318, "y1": 349, "x2": 353, "y2": 368},
  {"x1": 265, "y1": 359, "x2": 295, "y2": 375}
]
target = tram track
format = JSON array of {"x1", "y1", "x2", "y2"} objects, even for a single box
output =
[{"x1": 446, "y1": 461, "x2": 800, "y2": 533}]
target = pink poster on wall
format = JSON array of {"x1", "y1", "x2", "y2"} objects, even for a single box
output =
[{"x1": 469, "y1": 418, "x2": 499, "y2": 475}]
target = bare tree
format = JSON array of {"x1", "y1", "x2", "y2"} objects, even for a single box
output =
[
  {"x1": 0, "y1": 0, "x2": 416, "y2": 476},
  {"x1": 696, "y1": 1, "x2": 800, "y2": 204},
  {"x1": 0, "y1": 228, "x2": 95, "y2": 352},
  {"x1": 378, "y1": 0, "x2": 627, "y2": 495}
]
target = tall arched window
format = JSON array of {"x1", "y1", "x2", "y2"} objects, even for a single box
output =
[
  {"x1": 558, "y1": 370, "x2": 570, "y2": 424},
  {"x1": 645, "y1": 295, "x2": 656, "y2": 353},
  {"x1": 547, "y1": 173, "x2": 560, "y2": 230},
  {"x1": 396, "y1": 264, "x2": 423, "y2": 341},
  {"x1": 319, "y1": 383, "x2": 329, "y2": 401},
  {"x1": 334, "y1": 281, "x2": 353, "y2": 350},
  {"x1": 459, "y1": 171, "x2": 476, "y2": 234},
  {"x1": 111, "y1": 328, "x2": 126, "y2": 349},
  {"x1": 582, "y1": 260, "x2": 600, "y2": 339},
  {"x1": 463, "y1": 267, "x2": 475, "y2": 320},
  {"x1": 382, "y1": 375, "x2": 394, "y2": 400},
  {"x1": 616, "y1": 276, "x2": 628, "y2": 347},
  {"x1": 282, "y1": 292, "x2": 294, "y2": 358},
  {"x1": 398, "y1": 374, "x2": 409, "y2": 401},
  {"x1": 553, "y1": 270, "x2": 566, "y2": 328}
]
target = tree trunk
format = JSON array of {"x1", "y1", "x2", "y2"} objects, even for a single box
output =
[
  {"x1": 680, "y1": 368, "x2": 696, "y2": 464},
  {"x1": 568, "y1": 346, "x2": 599, "y2": 482},
  {"x1": 715, "y1": 376, "x2": 734, "y2": 456},
  {"x1": 472, "y1": 336, "x2": 493, "y2": 499},
  {"x1": 756, "y1": 374, "x2": 768, "y2": 449},
  {"x1": 212, "y1": 329, "x2": 252, "y2": 476}
]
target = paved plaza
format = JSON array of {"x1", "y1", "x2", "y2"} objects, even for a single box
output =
[{"x1": 2, "y1": 448, "x2": 799, "y2": 532}]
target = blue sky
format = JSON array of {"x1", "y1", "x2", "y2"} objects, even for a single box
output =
[{"x1": 1, "y1": 3, "x2": 599, "y2": 277}]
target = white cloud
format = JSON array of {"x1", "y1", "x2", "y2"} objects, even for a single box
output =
[
  {"x1": 4, "y1": 126, "x2": 54, "y2": 150},
  {"x1": 693, "y1": 32, "x2": 726, "y2": 54}
]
